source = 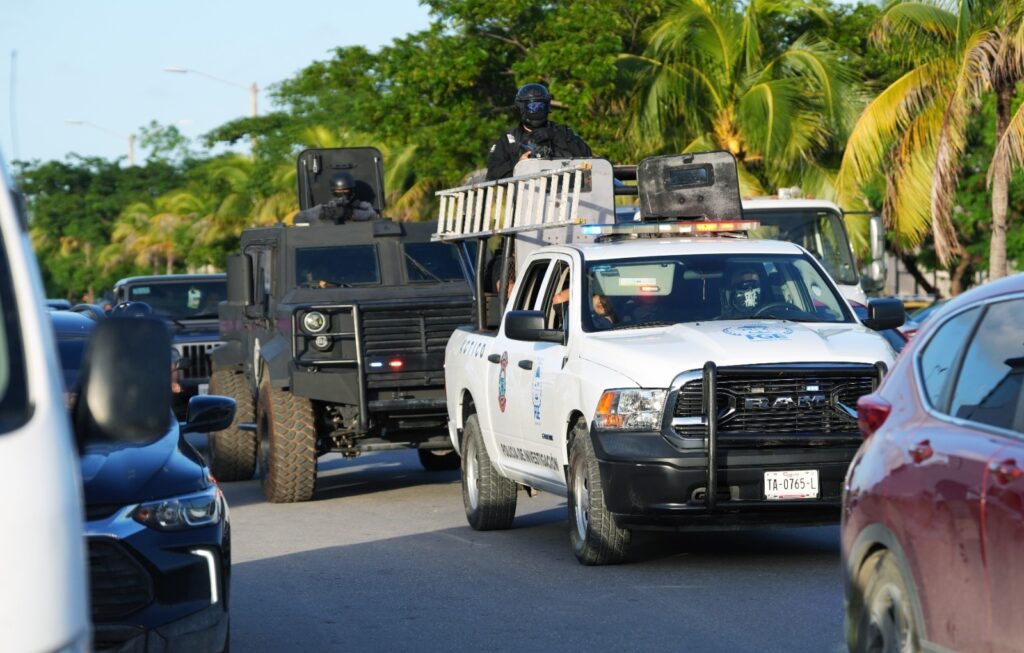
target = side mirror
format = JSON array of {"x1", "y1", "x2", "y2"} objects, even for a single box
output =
[
  {"x1": 75, "y1": 317, "x2": 171, "y2": 444},
  {"x1": 181, "y1": 395, "x2": 236, "y2": 435},
  {"x1": 504, "y1": 310, "x2": 565, "y2": 344},
  {"x1": 863, "y1": 297, "x2": 905, "y2": 331},
  {"x1": 227, "y1": 254, "x2": 253, "y2": 307}
]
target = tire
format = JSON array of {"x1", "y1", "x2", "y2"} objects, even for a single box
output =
[
  {"x1": 567, "y1": 419, "x2": 630, "y2": 565},
  {"x1": 849, "y1": 550, "x2": 922, "y2": 653},
  {"x1": 461, "y1": 414, "x2": 517, "y2": 530},
  {"x1": 257, "y1": 379, "x2": 317, "y2": 503},
  {"x1": 207, "y1": 369, "x2": 257, "y2": 482},
  {"x1": 418, "y1": 448, "x2": 460, "y2": 471}
]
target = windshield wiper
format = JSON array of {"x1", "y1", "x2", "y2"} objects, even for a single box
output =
[
  {"x1": 606, "y1": 320, "x2": 675, "y2": 331},
  {"x1": 402, "y1": 250, "x2": 448, "y2": 283},
  {"x1": 189, "y1": 312, "x2": 219, "y2": 319}
]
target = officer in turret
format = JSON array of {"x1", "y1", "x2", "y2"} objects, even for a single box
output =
[
  {"x1": 485, "y1": 83, "x2": 593, "y2": 181},
  {"x1": 294, "y1": 172, "x2": 379, "y2": 225}
]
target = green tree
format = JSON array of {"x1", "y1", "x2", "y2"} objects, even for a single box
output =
[
  {"x1": 619, "y1": 0, "x2": 862, "y2": 196},
  {"x1": 838, "y1": 0, "x2": 1024, "y2": 277}
]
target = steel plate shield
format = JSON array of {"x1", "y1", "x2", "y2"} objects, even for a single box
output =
[{"x1": 764, "y1": 469, "x2": 819, "y2": 500}]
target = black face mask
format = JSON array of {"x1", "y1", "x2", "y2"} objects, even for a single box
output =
[{"x1": 520, "y1": 99, "x2": 550, "y2": 128}]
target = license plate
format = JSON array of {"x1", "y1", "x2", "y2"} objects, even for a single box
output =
[
  {"x1": 198, "y1": 383, "x2": 209, "y2": 396},
  {"x1": 764, "y1": 469, "x2": 819, "y2": 500}
]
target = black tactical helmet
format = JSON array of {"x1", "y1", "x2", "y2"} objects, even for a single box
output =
[
  {"x1": 515, "y1": 83, "x2": 552, "y2": 128},
  {"x1": 329, "y1": 172, "x2": 356, "y2": 197},
  {"x1": 109, "y1": 301, "x2": 154, "y2": 318}
]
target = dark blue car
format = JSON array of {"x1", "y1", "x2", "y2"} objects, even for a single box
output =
[{"x1": 53, "y1": 310, "x2": 235, "y2": 652}]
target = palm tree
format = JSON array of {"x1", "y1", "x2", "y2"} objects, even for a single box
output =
[
  {"x1": 620, "y1": 0, "x2": 862, "y2": 197},
  {"x1": 838, "y1": 0, "x2": 1024, "y2": 277}
]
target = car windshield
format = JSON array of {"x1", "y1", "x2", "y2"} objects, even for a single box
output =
[
  {"x1": 403, "y1": 242, "x2": 464, "y2": 282},
  {"x1": 747, "y1": 209, "x2": 859, "y2": 285},
  {"x1": 582, "y1": 253, "x2": 851, "y2": 332},
  {"x1": 127, "y1": 280, "x2": 226, "y2": 320},
  {"x1": 295, "y1": 245, "x2": 380, "y2": 287}
]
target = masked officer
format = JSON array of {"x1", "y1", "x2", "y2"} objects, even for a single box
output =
[
  {"x1": 485, "y1": 83, "x2": 593, "y2": 181},
  {"x1": 294, "y1": 172, "x2": 379, "y2": 225}
]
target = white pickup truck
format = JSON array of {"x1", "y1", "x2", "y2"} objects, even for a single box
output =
[{"x1": 436, "y1": 152, "x2": 904, "y2": 564}]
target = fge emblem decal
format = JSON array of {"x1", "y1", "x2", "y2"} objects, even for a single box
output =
[
  {"x1": 497, "y1": 351, "x2": 509, "y2": 412},
  {"x1": 531, "y1": 366, "x2": 542, "y2": 424},
  {"x1": 722, "y1": 325, "x2": 794, "y2": 341}
]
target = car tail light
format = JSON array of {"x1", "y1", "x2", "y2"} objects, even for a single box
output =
[{"x1": 857, "y1": 394, "x2": 892, "y2": 439}]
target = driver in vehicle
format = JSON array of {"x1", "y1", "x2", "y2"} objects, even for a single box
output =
[{"x1": 722, "y1": 264, "x2": 766, "y2": 318}]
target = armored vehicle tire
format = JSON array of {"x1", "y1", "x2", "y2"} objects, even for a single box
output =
[
  {"x1": 462, "y1": 414, "x2": 517, "y2": 530},
  {"x1": 849, "y1": 550, "x2": 922, "y2": 653},
  {"x1": 568, "y1": 419, "x2": 630, "y2": 565},
  {"x1": 207, "y1": 369, "x2": 257, "y2": 482},
  {"x1": 257, "y1": 379, "x2": 317, "y2": 503},
  {"x1": 418, "y1": 448, "x2": 460, "y2": 471}
]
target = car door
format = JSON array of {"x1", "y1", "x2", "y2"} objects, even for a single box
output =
[
  {"x1": 515, "y1": 257, "x2": 573, "y2": 488},
  {"x1": 900, "y1": 304, "x2": 996, "y2": 651},
  {"x1": 951, "y1": 297, "x2": 1024, "y2": 649},
  {"x1": 488, "y1": 257, "x2": 552, "y2": 478}
]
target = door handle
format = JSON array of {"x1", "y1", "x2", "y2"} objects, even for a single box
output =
[
  {"x1": 989, "y1": 459, "x2": 1022, "y2": 485},
  {"x1": 487, "y1": 354, "x2": 501, "y2": 364},
  {"x1": 518, "y1": 360, "x2": 534, "y2": 370},
  {"x1": 909, "y1": 439, "x2": 933, "y2": 463}
]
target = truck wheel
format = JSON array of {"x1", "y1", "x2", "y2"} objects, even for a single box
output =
[
  {"x1": 461, "y1": 414, "x2": 517, "y2": 530},
  {"x1": 850, "y1": 550, "x2": 922, "y2": 653},
  {"x1": 207, "y1": 369, "x2": 257, "y2": 482},
  {"x1": 257, "y1": 379, "x2": 317, "y2": 503},
  {"x1": 567, "y1": 419, "x2": 630, "y2": 565},
  {"x1": 418, "y1": 448, "x2": 460, "y2": 471}
]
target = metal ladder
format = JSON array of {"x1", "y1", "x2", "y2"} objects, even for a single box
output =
[{"x1": 433, "y1": 163, "x2": 591, "y2": 241}]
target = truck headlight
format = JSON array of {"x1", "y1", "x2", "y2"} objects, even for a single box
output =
[
  {"x1": 132, "y1": 486, "x2": 223, "y2": 531},
  {"x1": 302, "y1": 310, "x2": 328, "y2": 333},
  {"x1": 594, "y1": 389, "x2": 667, "y2": 431}
]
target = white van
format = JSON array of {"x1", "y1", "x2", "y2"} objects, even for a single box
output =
[{"x1": 0, "y1": 154, "x2": 173, "y2": 651}]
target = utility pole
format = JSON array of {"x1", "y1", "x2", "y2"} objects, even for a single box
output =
[{"x1": 164, "y1": 67, "x2": 259, "y2": 155}]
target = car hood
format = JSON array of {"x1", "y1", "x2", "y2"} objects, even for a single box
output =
[
  {"x1": 579, "y1": 320, "x2": 895, "y2": 387},
  {"x1": 80, "y1": 421, "x2": 209, "y2": 508}
]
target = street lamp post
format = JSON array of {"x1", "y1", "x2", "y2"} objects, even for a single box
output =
[
  {"x1": 163, "y1": 66, "x2": 258, "y2": 152},
  {"x1": 65, "y1": 119, "x2": 136, "y2": 166}
]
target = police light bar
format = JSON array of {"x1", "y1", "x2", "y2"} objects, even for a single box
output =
[{"x1": 580, "y1": 220, "x2": 761, "y2": 237}]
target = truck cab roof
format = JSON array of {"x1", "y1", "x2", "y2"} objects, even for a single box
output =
[{"x1": 550, "y1": 236, "x2": 807, "y2": 262}]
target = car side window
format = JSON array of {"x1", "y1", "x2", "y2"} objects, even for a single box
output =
[
  {"x1": 512, "y1": 260, "x2": 550, "y2": 311},
  {"x1": 949, "y1": 299, "x2": 1024, "y2": 433},
  {"x1": 0, "y1": 228, "x2": 28, "y2": 434},
  {"x1": 919, "y1": 306, "x2": 982, "y2": 411},
  {"x1": 543, "y1": 261, "x2": 571, "y2": 331}
]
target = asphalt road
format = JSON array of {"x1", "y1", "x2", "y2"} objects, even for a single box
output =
[{"x1": 216, "y1": 448, "x2": 847, "y2": 653}]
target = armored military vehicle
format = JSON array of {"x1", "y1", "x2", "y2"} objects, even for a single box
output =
[{"x1": 211, "y1": 147, "x2": 474, "y2": 502}]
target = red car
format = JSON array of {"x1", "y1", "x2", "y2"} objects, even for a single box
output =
[{"x1": 843, "y1": 274, "x2": 1024, "y2": 652}]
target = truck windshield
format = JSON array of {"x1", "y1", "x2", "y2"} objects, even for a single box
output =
[
  {"x1": 746, "y1": 209, "x2": 859, "y2": 285},
  {"x1": 583, "y1": 253, "x2": 851, "y2": 332},
  {"x1": 296, "y1": 245, "x2": 380, "y2": 288},
  {"x1": 403, "y1": 243, "x2": 464, "y2": 282},
  {"x1": 128, "y1": 280, "x2": 227, "y2": 319}
]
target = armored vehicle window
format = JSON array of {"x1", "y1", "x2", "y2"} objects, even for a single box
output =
[
  {"x1": 127, "y1": 280, "x2": 227, "y2": 320},
  {"x1": 582, "y1": 253, "x2": 852, "y2": 331},
  {"x1": 0, "y1": 228, "x2": 28, "y2": 433},
  {"x1": 403, "y1": 243, "x2": 463, "y2": 282},
  {"x1": 296, "y1": 245, "x2": 380, "y2": 287},
  {"x1": 747, "y1": 210, "x2": 858, "y2": 285}
]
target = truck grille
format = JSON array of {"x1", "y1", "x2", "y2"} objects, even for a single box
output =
[
  {"x1": 88, "y1": 538, "x2": 153, "y2": 620},
  {"x1": 360, "y1": 301, "x2": 473, "y2": 355},
  {"x1": 673, "y1": 371, "x2": 876, "y2": 440},
  {"x1": 174, "y1": 342, "x2": 221, "y2": 381}
]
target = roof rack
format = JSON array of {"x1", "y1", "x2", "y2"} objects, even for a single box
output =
[{"x1": 432, "y1": 163, "x2": 591, "y2": 242}]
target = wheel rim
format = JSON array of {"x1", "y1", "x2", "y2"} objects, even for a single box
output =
[
  {"x1": 465, "y1": 436, "x2": 480, "y2": 511},
  {"x1": 572, "y1": 456, "x2": 589, "y2": 540},
  {"x1": 868, "y1": 582, "x2": 913, "y2": 653}
]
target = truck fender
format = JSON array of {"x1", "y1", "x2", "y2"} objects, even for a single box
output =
[
  {"x1": 210, "y1": 340, "x2": 245, "y2": 371},
  {"x1": 258, "y1": 336, "x2": 292, "y2": 390}
]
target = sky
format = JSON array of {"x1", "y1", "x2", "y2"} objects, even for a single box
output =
[{"x1": 0, "y1": 0, "x2": 434, "y2": 165}]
